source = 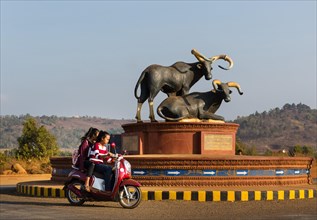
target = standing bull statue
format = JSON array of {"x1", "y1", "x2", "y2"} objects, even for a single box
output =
[
  {"x1": 134, "y1": 49, "x2": 233, "y2": 122},
  {"x1": 157, "y1": 79, "x2": 243, "y2": 121}
]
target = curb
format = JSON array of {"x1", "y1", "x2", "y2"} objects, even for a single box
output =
[
  {"x1": 16, "y1": 183, "x2": 317, "y2": 202},
  {"x1": 142, "y1": 189, "x2": 317, "y2": 202}
]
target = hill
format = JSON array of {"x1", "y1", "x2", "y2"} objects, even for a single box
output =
[
  {"x1": 0, "y1": 103, "x2": 316, "y2": 154},
  {"x1": 0, "y1": 115, "x2": 134, "y2": 150},
  {"x1": 232, "y1": 103, "x2": 316, "y2": 154}
]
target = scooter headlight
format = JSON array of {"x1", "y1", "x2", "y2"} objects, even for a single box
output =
[{"x1": 124, "y1": 160, "x2": 131, "y2": 174}]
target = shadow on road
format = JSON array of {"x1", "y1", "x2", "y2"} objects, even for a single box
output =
[
  {"x1": 0, "y1": 186, "x2": 17, "y2": 195},
  {"x1": 0, "y1": 199, "x2": 120, "y2": 208},
  {"x1": 0, "y1": 186, "x2": 122, "y2": 209}
]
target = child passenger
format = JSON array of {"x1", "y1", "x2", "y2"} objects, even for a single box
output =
[{"x1": 76, "y1": 127, "x2": 99, "y2": 192}]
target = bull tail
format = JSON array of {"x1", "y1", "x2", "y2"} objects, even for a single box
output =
[
  {"x1": 134, "y1": 69, "x2": 147, "y2": 99},
  {"x1": 157, "y1": 106, "x2": 185, "y2": 121}
]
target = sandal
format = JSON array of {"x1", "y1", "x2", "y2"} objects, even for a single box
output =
[{"x1": 84, "y1": 185, "x2": 90, "y2": 192}]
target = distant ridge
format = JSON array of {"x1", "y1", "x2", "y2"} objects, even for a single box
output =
[
  {"x1": 0, "y1": 115, "x2": 134, "y2": 149},
  {"x1": 232, "y1": 103, "x2": 316, "y2": 153},
  {"x1": 1, "y1": 103, "x2": 316, "y2": 153}
]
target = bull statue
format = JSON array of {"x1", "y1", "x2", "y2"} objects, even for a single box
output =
[
  {"x1": 157, "y1": 79, "x2": 243, "y2": 121},
  {"x1": 134, "y1": 49, "x2": 234, "y2": 122}
]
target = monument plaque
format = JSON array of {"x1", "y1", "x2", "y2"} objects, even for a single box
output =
[
  {"x1": 201, "y1": 132, "x2": 235, "y2": 155},
  {"x1": 203, "y1": 134, "x2": 233, "y2": 150},
  {"x1": 121, "y1": 134, "x2": 139, "y2": 154}
]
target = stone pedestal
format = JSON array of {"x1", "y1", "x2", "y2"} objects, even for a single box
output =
[
  {"x1": 50, "y1": 121, "x2": 313, "y2": 187},
  {"x1": 121, "y1": 122, "x2": 239, "y2": 155}
]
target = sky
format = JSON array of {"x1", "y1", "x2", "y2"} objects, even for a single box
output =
[{"x1": 1, "y1": 1, "x2": 316, "y2": 121}]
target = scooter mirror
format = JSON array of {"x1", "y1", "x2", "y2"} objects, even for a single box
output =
[{"x1": 110, "y1": 142, "x2": 116, "y2": 148}]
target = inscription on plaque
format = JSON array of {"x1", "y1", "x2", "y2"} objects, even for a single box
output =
[
  {"x1": 203, "y1": 134, "x2": 233, "y2": 150},
  {"x1": 122, "y1": 135, "x2": 139, "y2": 153}
]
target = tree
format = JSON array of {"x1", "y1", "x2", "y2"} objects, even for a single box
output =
[
  {"x1": 302, "y1": 145, "x2": 314, "y2": 157},
  {"x1": 16, "y1": 117, "x2": 59, "y2": 160},
  {"x1": 245, "y1": 146, "x2": 257, "y2": 156},
  {"x1": 235, "y1": 139, "x2": 247, "y2": 155},
  {"x1": 264, "y1": 149, "x2": 273, "y2": 156},
  {"x1": 293, "y1": 145, "x2": 303, "y2": 155}
]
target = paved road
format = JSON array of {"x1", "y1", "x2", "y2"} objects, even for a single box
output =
[{"x1": 1, "y1": 186, "x2": 317, "y2": 220}]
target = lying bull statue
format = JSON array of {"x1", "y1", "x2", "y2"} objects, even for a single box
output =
[
  {"x1": 157, "y1": 79, "x2": 243, "y2": 121},
  {"x1": 134, "y1": 49, "x2": 234, "y2": 122}
]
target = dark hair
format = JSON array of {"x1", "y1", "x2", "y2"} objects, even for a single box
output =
[
  {"x1": 96, "y1": 130, "x2": 110, "y2": 143},
  {"x1": 81, "y1": 127, "x2": 99, "y2": 141}
]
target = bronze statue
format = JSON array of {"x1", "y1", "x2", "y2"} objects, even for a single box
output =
[
  {"x1": 157, "y1": 79, "x2": 243, "y2": 121},
  {"x1": 134, "y1": 49, "x2": 233, "y2": 122}
]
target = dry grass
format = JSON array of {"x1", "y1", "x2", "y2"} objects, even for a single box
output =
[{"x1": 0, "y1": 158, "x2": 52, "y2": 174}]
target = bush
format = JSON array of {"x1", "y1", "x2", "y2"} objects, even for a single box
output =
[{"x1": 16, "y1": 117, "x2": 59, "y2": 160}]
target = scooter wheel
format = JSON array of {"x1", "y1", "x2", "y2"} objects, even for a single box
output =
[
  {"x1": 119, "y1": 185, "x2": 142, "y2": 209},
  {"x1": 65, "y1": 180, "x2": 86, "y2": 206}
]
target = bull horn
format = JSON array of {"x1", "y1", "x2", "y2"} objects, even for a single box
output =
[
  {"x1": 210, "y1": 55, "x2": 234, "y2": 70},
  {"x1": 212, "y1": 79, "x2": 222, "y2": 91},
  {"x1": 191, "y1": 49, "x2": 210, "y2": 62},
  {"x1": 227, "y1": 82, "x2": 243, "y2": 95}
]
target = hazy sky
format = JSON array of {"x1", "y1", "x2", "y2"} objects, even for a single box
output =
[{"x1": 1, "y1": 1, "x2": 316, "y2": 121}]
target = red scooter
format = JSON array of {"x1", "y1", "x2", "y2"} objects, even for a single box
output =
[{"x1": 64, "y1": 143, "x2": 142, "y2": 209}]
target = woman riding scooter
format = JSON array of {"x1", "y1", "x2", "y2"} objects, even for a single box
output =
[{"x1": 88, "y1": 130, "x2": 117, "y2": 192}]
